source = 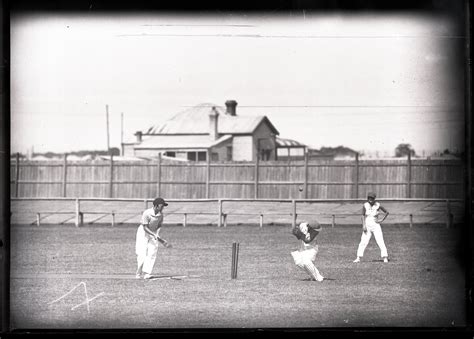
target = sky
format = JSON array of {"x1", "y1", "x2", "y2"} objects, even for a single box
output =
[{"x1": 10, "y1": 10, "x2": 466, "y2": 156}]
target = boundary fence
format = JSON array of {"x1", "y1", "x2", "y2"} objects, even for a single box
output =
[
  {"x1": 10, "y1": 153, "x2": 465, "y2": 199},
  {"x1": 10, "y1": 197, "x2": 465, "y2": 229}
]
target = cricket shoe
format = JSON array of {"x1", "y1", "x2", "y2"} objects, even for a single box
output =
[
  {"x1": 353, "y1": 257, "x2": 361, "y2": 263},
  {"x1": 383, "y1": 258, "x2": 389, "y2": 263},
  {"x1": 143, "y1": 273, "x2": 153, "y2": 280}
]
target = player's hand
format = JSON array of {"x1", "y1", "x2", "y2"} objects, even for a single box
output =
[{"x1": 362, "y1": 226, "x2": 367, "y2": 233}]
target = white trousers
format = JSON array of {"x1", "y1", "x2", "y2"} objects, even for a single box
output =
[
  {"x1": 135, "y1": 225, "x2": 159, "y2": 275},
  {"x1": 356, "y1": 223, "x2": 388, "y2": 258},
  {"x1": 291, "y1": 247, "x2": 324, "y2": 281}
]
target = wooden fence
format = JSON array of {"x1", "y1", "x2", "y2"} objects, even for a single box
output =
[
  {"x1": 10, "y1": 153, "x2": 465, "y2": 199},
  {"x1": 10, "y1": 197, "x2": 465, "y2": 228}
]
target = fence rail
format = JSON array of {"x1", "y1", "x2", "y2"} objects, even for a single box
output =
[
  {"x1": 10, "y1": 197, "x2": 465, "y2": 229},
  {"x1": 10, "y1": 153, "x2": 465, "y2": 199}
]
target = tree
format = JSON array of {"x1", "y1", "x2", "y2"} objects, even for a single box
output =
[{"x1": 395, "y1": 143, "x2": 416, "y2": 157}]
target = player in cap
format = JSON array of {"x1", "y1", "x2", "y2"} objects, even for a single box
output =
[
  {"x1": 290, "y1": 220, "x2": 325, "y2": 281},
  {"x1": 353, "y1": 192, "x2": 390, "y2": 263},
  {"x1": 135, "y1": 197, "x2": 172, "y2": 279}
]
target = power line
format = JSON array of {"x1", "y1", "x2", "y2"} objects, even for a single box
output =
[
  {"x1": 232, "y1": 105, "x2": 462, "y2": 108},
  {"x1": 116, "y1": 33, "x2": 465, "y2": 39}
]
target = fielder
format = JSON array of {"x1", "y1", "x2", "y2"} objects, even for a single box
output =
[
  {"x1": 291, "y1": 220, "x2": 324, "y2": 282},
  {"x1": 353, "y1": 192, "x2": 390, "y2": 263},
  {"x1": 135, "y1": 197, "x2": 172, "y2": 279}
]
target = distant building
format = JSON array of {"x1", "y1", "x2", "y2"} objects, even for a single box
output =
[
  {"x1": 275, "y1": 137, "x2": 307, "y2": 161},
  {"x1": 123, "y1": 100, "x2": 304, "y2": 162},
  {"x1": 308, "y1": 146, "x2": 359, "y2": 160}
]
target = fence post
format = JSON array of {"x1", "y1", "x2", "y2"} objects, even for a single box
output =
[
  {"x1": 354, "y1": 152, "x2": 359, "y2": 199},
  {"x1": 111, "y1": 212, "x2": 115, "y2": 227},
  {"x1": 304, "y1": 151, "x2": 308, "y2": 199},
  {"x1": 75, "y1": 199, "x2": 81, "y2": 227},
  {"x1": 407, "y1": 153, "x2": 412, "y2": 198},
  {"x1": 292, "y1": 199, "x2": 296, "y2": 227},
  {"x1": 157, "y1": 153, "x2": 162, "y2": 197},
  {"x1": 62, "y1": 153, "x2": 68, "y2": 197},
  {"x1": 332, "y1": 214, "x2": 335, "y2": 228},
  {"x1": 254, "y1": 156, "x2": 259, "y2": 199},
  {"x1": 206, "y1": 150, "x2": 210, "y2": 199},
  {"x1": 109, "y1": 153, "x2": 114, "y2": 198},
  {"x1": 36, "y1": 213, "x2": 40, "y2": 227},
  {"x1": 15, "y1": 152, "x2": 19, "y2": 197},
  {"x1": 259, "y1": 214, "x2": 263, "y2": 228},
  {"x1": 218, "y1": 199, "x2": 223, "y2": 227},
  {"x1": 183, "y1": 213, "x2": 187, "y2": 227},
  {"x1": 409, "y1": 214, "x2": 413, "y2": 228}
]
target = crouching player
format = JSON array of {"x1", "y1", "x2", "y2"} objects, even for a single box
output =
[{"x1": 291, "y1": 220, "x2": 324, "y2": 282}]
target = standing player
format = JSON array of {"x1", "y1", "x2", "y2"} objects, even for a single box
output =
[
  {"x1": 291, "y1": 220, "x2": 324, "y2": 282},
  {"x1": 353, "y1": 192, "x2": 389, "y2": 263},
  {"x1": 135, "y1": 197, "x2": 172, "y2": 279}
]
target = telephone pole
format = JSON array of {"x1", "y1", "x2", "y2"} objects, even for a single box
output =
[
  {"x1": 106, "y1": 104, "x2": 110, "y2": 152},
  {"x1": 121, "y1": 112, "x2": 124, "y2": 156}
]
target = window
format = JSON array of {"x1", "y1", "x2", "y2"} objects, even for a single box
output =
[
  {"x1": 211, "y1": 152, "x2": 219, "y2": 161},
  {"x1": 226, "y1": 146, "x2": 233, "y2": 161},
  {"x1": 197, "y1": 152, "x2": 207, "y2": 162},
  {"x1": 165, "y1": 151, "x2": 176, "y2": 158},
  {"x1": 187, "y1": 151, "x2": 207, "y2": 161}
]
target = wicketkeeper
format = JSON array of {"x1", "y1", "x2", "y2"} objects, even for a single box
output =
[{"x1": 291, "y1": 220, "x2": 324, "y2": 282}]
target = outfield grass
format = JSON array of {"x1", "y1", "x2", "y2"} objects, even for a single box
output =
[{"x1": 9, "y1": 223, "x2": 467, "y2": 329}]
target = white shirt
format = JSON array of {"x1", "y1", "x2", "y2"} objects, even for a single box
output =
[
  {"x1": 364, "y1": 202, "x2": 380, "y2": 226},
  {"x1": 140, "y1": 207, "x2": 164, "y2": 233}
]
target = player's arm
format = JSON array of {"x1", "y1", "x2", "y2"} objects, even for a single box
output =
[
  {"x1": 305, "y1": 224, "x2": 321, "y2": 243},
  {"x1": 292, "y1": 226, "x2": 306, "y2": 241},
  {"x1": 153, "y1": 220, "x2": 172, "y2": 248},
  {"x1": 361, "y1": 206, "x2": 367, "y2": 232},
  {"x1": 140, "y1": 213, "x2": 158, "y2": 237},
  {"x1": 155, "y1": 233, "x2": 172, "y2": 248},
  {"x1": 378, "y1": 205, "x2": 389, "y2": 223}
]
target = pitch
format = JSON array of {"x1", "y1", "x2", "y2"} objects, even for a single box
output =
[{"x1": 9, "y1": 223, "x2": 467, "y2": 329}]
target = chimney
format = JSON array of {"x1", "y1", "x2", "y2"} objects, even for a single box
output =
[
  {"x1": 134, "y1": 131, "x2": 143, "y2": 143},
  {"x1": 209, "y1": 107, "x2": 219, "y2": 140},
  {"x1": 225, "y1": 100, "x2": 238, "y2": 116}
]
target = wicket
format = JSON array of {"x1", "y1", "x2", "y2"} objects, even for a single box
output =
[{"x1": 231, "y1": 242, "x2": 240, "y2": 279}]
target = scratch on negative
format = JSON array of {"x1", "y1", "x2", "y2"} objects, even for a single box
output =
[{"x1": 49, "y1": 281, "x2": 104, "y2": 313}]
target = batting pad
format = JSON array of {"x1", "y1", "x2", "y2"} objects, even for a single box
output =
[{"x1": 303, "y1": 262, "x2": 324, "y2": 281}]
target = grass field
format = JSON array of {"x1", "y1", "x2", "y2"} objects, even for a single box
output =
[{"x1": 8, "y1": 222, "x2": 468, "y2": 329}]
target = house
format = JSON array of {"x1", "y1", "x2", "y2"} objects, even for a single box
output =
[{"x1": 123, "y1": 100, "x2": 288, "y2": 162}]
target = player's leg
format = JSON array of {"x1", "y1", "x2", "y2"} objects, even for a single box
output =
[
  {"x1": 135, "y1": 226, "x2": 147, "y2": 278},
  {"x1": 303, "y1": 260, "x2": 324, "y2": 282},
  {"x1": 292, "y1": 250, "x2": 318, "y2": 280},
  {"x1": 373, "y1": 224, "x2": 388, "y2": 261},
  {"x1": 355, "y1": 230, "x2": 372, "y2": 262},
  {"x1": 297, "y1": 249, "x2": 323, "y2": 281},
  {"x1": 142, "y1": 238, "x2": 159, "y2": 278}
]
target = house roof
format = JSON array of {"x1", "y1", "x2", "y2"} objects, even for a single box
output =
[
  {"x1": 143, "y1": 103, "x2": 279, "y2": 135},
  {"x1": 275, "y1": 136, "x2": 306, "y2": 148},
  {"x1": 135, "y1": 134, "x2": 233, "y2": 150}
]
